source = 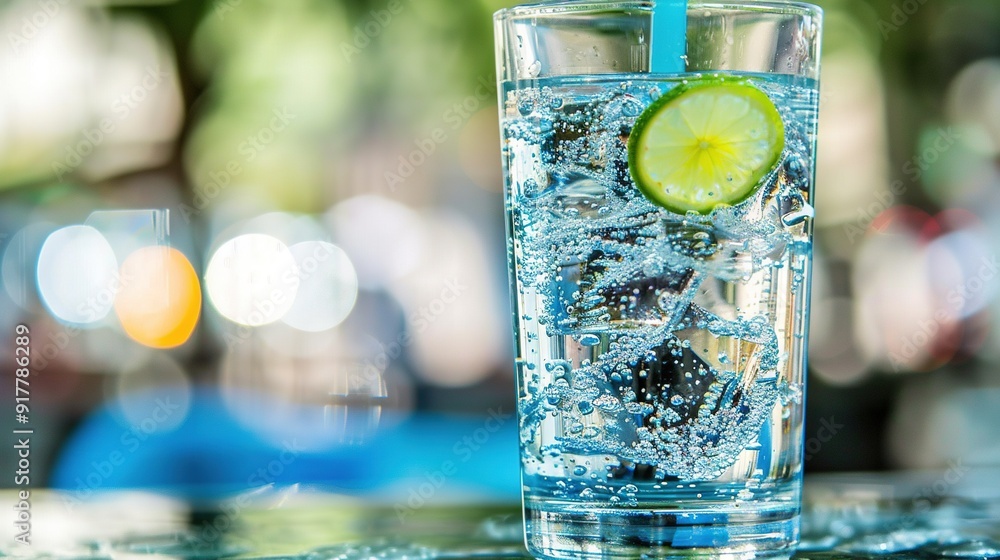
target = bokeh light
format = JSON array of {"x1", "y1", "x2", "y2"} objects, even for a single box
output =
[
  {"x1": 0, "y1": 2, "x2": 184, "y2": 187},
  {"x1": 853, "y1": 228, "x2": 938, "y2": 372},
  {"x1": 114, "y1": 353, "x2": 191, "y2": 434},
  {"x1": 36, "y1": 225, "x2": 119, "y2": 325},
  {"x1": 327, "y1": 195, "x2": 426, "y2": 288},
  {"x1": 813, "y1": 10, "x2": 889, "y2": 230},
  {"x1": 204, "y1": 233, "x2": 299, "y2": 327},
  {"x1": 926, "y1": 230, "x2": 996, "y2": 321},
  {"x1": 888, "y1": 378, "x2": 1000, "y2": 470},
  {"x1": 281, "y1": 241, "x2": 357, "y2": 332},
  {"x1": 0, "y1": 0, "x2": 997, "y2": 488},
  {"x1": 80, "y1": 324, "x2": 150, "y2": 376},
  {"x1": 114, "y1": 246, "x2": 201, "y2": 349},
  {"x1": 85, "y1": 209, "x2": 170, "y2": 264},
  {"x1": 218, "y1": 329, "x2": 393, "y2": 450},
  {"x1": 945, "y1": 58, "x2": 1000, "y2": 157},
  {"x1": 810, "y1": 297, "x2": 869, "y2": 386},
  {"x1": 0, "y1": 2, "x2": 99, "y2": 185},
  {"x1": 850, "y1": 207, "x2": 995, "y2": 375},
  {"x1": 390, "y1": 212, "x2": 504, "y2": 388}
]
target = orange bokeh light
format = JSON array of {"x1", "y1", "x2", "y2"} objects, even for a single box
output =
[{"x1": 114, "y1": 246, "x2": 201, "y2": 349}]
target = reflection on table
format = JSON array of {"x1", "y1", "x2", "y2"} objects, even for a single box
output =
[{"x1": 3, "y1": 470, "x2": 999, "y2": 559}]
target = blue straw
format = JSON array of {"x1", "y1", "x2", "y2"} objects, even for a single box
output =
[{"x1": 650, "y1": 0, "x2": 687, "y2": 74}]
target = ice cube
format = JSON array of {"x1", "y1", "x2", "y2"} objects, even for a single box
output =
[
  {"x1": 550, "y1": 253, "x2": 702, "y2": 335},
  {"x1": 546, "y1": 175, "x2": 608, "y2": 218},
  {"x1": 613, "y1": 306, "x2": 784, "y2": 480},
  {"x1": 545, "y1": 95, "x2": 632, "y2": 190},
  {"x1": 678, "y1": 310, "x2": 780, "y2": 387}
]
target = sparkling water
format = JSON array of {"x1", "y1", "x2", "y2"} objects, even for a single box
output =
[{"x1": 502, "y1": 73, "x2": 818, "y2": 556}]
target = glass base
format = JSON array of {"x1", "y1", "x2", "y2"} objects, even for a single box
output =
[{"x1": 525, "y1": 502, "x2": 799, "y2": 559}]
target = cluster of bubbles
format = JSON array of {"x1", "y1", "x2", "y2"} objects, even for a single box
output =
[{"x1": 504, "y1": 76, "x2": 817, "y2": 484}]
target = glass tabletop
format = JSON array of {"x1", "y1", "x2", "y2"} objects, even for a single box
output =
[{"x1": 4, "y1": 470, "x2": 999, "y2": 559}]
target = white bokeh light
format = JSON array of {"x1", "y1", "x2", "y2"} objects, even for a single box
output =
[
  {"x1": 205, "y1": 233, "x2": 299, "y2": 327},
  {"x1": 281, "y1": 241, "x2": 358, "y2": 332},
  {"x1": 0, "y1": 4, "x2": 184, "y2": 182},
  {"x1": 37, "y1": 225, "x2": 119, "y2": 325},
  {"x1": 326, "y1": 195, "x2": 426, "y2": 287},
  {"x1": 945, "y1": 58, "x2": 1000, "y2": 156},
  {"x1": 390, "y1": 213, "x2": 505, "y2": 388},
  {"x1": 853, "y1": 229, "x2": 960, "y2": 372},
  {"x1": 926, "y1": 229, "x2": 996, "y2": 321}
]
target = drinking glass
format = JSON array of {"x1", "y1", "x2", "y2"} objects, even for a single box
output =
[{"x1": 495, "y1": 1, "x2": 822, "y2": 557}]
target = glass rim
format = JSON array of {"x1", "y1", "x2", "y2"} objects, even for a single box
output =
[{"x1": 494, "y1": 1, "x2": 823, "y2": 22}]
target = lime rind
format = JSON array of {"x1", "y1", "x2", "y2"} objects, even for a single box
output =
[{"x1": 627, "y1": 76, "x2": 786, "y2": 215}]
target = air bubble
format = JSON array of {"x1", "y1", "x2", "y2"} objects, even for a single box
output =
[
  {"x1": 505, "y1": 75, "x2": 811, "y2": 483},
  {"x1": 517, "y1": 97, "x2": 535, "y2": 116},
  {"x1": 578, "y1": 334, "x2": 601, "y2": 346},
  {"x1": 621, "y1": 96, "x2": 643, "y2": 117}
]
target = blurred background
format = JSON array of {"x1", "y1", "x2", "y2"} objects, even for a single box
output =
[{"x1": 0, "y1": 0, "x2": 998, "y2": 504}]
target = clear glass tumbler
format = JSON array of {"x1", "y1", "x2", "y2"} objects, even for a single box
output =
[{"x1": 495, "y1": 1, "x2": 822, "y2": 558}]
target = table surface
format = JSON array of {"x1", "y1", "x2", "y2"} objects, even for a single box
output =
[{"x1": 3, "y1": 470, "x2": 999, "y2": 559}]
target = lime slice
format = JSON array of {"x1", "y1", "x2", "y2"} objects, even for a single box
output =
[{"x1": 628, "y1": 77, "x2": 785, "y2": 215}]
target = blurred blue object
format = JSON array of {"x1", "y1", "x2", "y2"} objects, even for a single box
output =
[{"x1": 50, "y1": 388, "x2": 520, "y2": 504}]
